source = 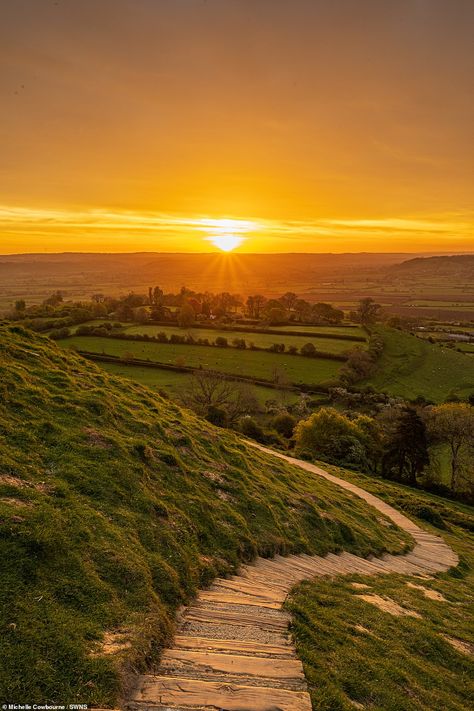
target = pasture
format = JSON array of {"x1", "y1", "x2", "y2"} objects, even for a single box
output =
[
  {"x1": 100, "y1": 361, "x2": 302, "y2": 405},
  {"x1": 362, "y1": 328, "x2": 474, "y2": 402},
  {"x1": 122, "y1": 323, "x2": 363, "y2": 354},
  {"x1": 62, "y1": 335, "x2": 342, "y2": 386}
]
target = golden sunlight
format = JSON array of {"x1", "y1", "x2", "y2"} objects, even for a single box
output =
[
  {"x1": 211, "y1": 233, "x2": 243, "y2": 251},
  {"x1": 200, "y1": 217, "x2": 258, "y2": 252}
]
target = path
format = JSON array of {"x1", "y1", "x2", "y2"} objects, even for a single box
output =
[{"x1": 128, "y1": 446, "x2": 458, "y2": 711}]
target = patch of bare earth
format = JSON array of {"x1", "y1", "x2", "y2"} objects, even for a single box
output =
[
  {"x1": 441, "y1": 635, "x2": 474, "y2": 656},
  {"x1": 83, "y1": 427, "x2": 110, "y2": 449},
  {"x1": 351, "y1": 583, "x2": 371, "y2": 590},
  {"x1": 91, "y1": 629, "x2": 132, "y2": 656},
  {"x1": 406, "y1": 582, "x2": 447, "y2": 601},
  {"x1": 356, "y1": 594, "x2": 421, "y2": 618}
]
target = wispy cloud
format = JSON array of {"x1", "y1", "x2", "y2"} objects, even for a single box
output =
[{"x1": 0, "y1": 205, "x2": 472, "y2": 253}]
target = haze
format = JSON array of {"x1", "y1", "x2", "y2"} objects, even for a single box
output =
[{"x1": 1, "y1": 0, "x2": 473, "y2": 253}]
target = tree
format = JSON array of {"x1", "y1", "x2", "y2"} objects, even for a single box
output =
[
  {"x1": 133, "y1": 307, "x2": 149, "y2": 323},
  {"x1": 279, "y1": 292, "x2": 298, "y2": 310},
  {"x1": 266, "y1": 306, "x2": 287, "y2": 325},
  {"x1": 294, "y1": 407, "x2": 370, "y2": 469},
  {"x1": 382, "y1": 407, "x2": 430, "y2": 486},
  {"x1": 153, "y1": 286, "x2": 164, "y2": 305},
  {"x1": 183, "y1": 371, "x2": 258, "y2": 425},
  {"x1": 14, "y1": 299, "x2": 26, "y2": 312},
  {"x1": 293, "y1": 299, "x2": 311, "y2": 322},
  {"x1": 356, "y1": 298, "x2": 381, "y2": 325},
  {"x1": 177, "y1": 302, "x2": 195, "y2": 328},
  {"x1": 428, "y1": 403, "x2": 474, "y2": 491},
  {"x1": 43, "y1": 291, "x2": 63, "y2": 307},
  {"x1": 246, "y1": 294, "x2": 267, "y2": 319},
  {"x1": 311, "y1": 302, "x2": 344, "y2": 324}
]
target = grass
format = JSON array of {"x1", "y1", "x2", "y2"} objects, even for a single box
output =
[
  {"x1": 99, "y1": 361, "x2": 302, "y2": 406},
  {"x1": 287, "y1": 467, "x2": 474, "y2": 711},
  {"x1": 122, "y1": 324, "x2": 362, "y2": 354},
  {"x1": 362, "y1": 327, "x2": 474, "y2": 402},
  {"x1": 0, "y1": 325, "x2": 409, "y2": 704},
  {"x1": 61, "y1": 335, "x2": 343, "y2": 387}
]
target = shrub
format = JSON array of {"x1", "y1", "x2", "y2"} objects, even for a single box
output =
[
  {"x1": 240, "y1": 416, "x2": 266, "y2": 442},
  {"x1": 272, "y1": 412, "x2": 297, "y2": 438},
  {"x1": 300, "y1": 342, "x2": 317, "y2": 357},
  {"x1": 294, "y1": 407, "x2": 371, "y2": 470}
]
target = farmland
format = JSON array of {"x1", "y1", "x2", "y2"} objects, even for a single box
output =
[
  {"x1": 122, "y1": 323, "x2": 363, "y2": 354},
  {"x1": 62, "y1": 335, "x2": 342, "y2": 387},
  {"x1": 101, "y1": 361, "x2": 302, "y2": 405}
]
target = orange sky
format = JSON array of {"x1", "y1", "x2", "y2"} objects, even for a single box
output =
[{"x1": 1, "y1": 0, "x2": 473, "y2": 254}]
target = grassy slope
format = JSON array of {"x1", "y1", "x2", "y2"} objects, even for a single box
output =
[
  {"x1": 62, "y1": 335, "x2": 342, "y2": 385},
  {"x1": 362, "y1": 327, "x2": 474, "y2": 401},
  {"x1": 0, "y1": 326, "x2": 407, "y2": 704},
  {"x1": 287, "y1": 467, "x2": 474, "y2": 711}
]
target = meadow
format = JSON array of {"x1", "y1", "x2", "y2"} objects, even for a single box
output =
[
  {"x1": 123, "y1": 323, "x2": 362, "y2": 353},
  {"x1": 362, "y1": 328, "x2": 474, "y2": 402},
  {"x1": 101, "y1": 361, "x2": 302, "y2": 405},
  {"x1": 62, "y1": 335, "x2": 343, "y2": 387}
]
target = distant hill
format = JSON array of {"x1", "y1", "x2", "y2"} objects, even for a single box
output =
[
  {"x1": 0, "y1": 326, "x2": 405, "y2": 704},
  {"x1": 389, "y1": 254, "x2": 474, "y2": 278}
]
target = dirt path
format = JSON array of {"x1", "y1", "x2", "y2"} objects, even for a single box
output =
[{"x1": 128, "y1": 447, "x2": 458, "y2": 711}]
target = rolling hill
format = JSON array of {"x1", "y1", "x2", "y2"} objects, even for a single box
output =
[
  {"x1": 0, "y1": 325, "x2": 408, "y2": 705},
  {"x1": 362, "y1": 328, "x2": 474, "y2": 402}
]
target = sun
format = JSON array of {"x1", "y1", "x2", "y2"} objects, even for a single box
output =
[
  {"x1": 198, "y1": 217, "x2": 258, "y2": 252},
  {"x1": 211, "y1": 234, "x2": 243, "y2": 252}
]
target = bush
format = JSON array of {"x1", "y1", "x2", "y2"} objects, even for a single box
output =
[
  {"x1": 240, "y1": 416, "x2": 266, "y2": 442},
  {"x1": 272, "y1": 412, "x2": 297, "y2": 438},
  {"x1": 300, "y1": 342, "x2": 317, "y2": 357},
  {"x1": 215, "y1": 336, "x2": 228, "y2": 348},
  {"x1": 206, "y1": 406, "x2": 228, "y2": 427},
  {"x1": 294, "y1": 407, "x2": 371, "y2": 470}
]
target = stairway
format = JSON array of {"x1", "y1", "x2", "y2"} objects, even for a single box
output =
[{"x1": 127, "y1": 448, "x2": 458, "y2": 711}]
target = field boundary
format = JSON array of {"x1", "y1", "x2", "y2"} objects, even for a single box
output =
[{"x1": 76, "y1": 349, "x2": 334, "y2": 393}]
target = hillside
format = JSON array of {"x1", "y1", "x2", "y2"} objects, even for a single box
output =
[
  {"x1": 362, "y1": 327, "x2": 474, "y2": 402},
  {"x1": 288, "y1": 465, "x2": 474, "y2": 710},
  {"x1": 0, "y1": 326, "x2": 408, "y2": 705},
  {"x1": 388, "y1": 254, "x2": 474, "y2": 279}
]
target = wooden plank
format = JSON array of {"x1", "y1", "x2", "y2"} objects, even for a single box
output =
[
  {"x1": 160, "y1": 649, "x2": 305, "y2": 682},
  {"x1": 198, "y1": 591, "x2": 282, "y2": 609},
  {"x1": 132, "y1": 676, "x2": 313, "y2": 711},
  {"x1": 173, "y1": 636, "x2": 295, "y2": 657},
  {"x1": 183, "y1": 608, "x2": 290, "y2": 632}
]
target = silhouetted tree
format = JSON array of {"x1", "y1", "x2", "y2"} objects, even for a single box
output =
[{"x1": 382, "y1": 407, "x2": 429, "y2": 486}]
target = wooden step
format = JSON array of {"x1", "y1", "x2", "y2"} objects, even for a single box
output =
[
  {"x1": 160, "y1": 649, "x2": 305, "y2": 689},
  {"x1": 131, "y1": 675, "x2": 312, "y2": 711},
  {"x1": 173, "y1": 636, "x2": 296, "y2": 657}
]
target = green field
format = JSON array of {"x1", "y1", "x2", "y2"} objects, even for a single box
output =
[
  {"x1": 288, "y1": 464, "x2": 474, "y2": 711},
  {"x1": 100, "y1": 361, "x2": 302, "y2": 406},
  {"x1": 62, "y1": 335, "x2": 343, "y2": 386},
  {"x1": 0, "y1": 326, "x2": 408, "y2": 704},
  {"x1": 268, "y1": 324, "x2": 367, "y2": 337},
  {"x1": 114, "y1": 323, "x2": 364, "y2": 354},
  {"x1": 362, "y1": 328, "x2": 474, "y2": 402}
]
